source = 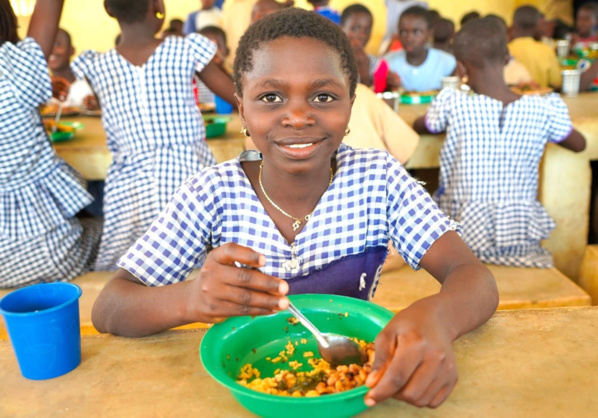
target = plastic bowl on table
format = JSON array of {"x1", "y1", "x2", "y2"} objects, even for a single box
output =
[
  {"x1": 203, "y1": 115, "x2": 231, "y2": 139},
  {"x1": 200, "y1": 294, "x2": 394, "y2": 418},
  {"x1": 48, "y1": 121, "x2": 83, "y2": 143}
]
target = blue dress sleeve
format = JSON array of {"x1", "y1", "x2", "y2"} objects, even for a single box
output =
[
  {"x1": 185, "y1": 33, "x2": 217, "y2": 73},
  {"x1": 385, "y1": 153, "x2": 461, "y2": 269},
  {"x1": 70, "y1": 50, "x2": 97, "y2": 82},
  {"x1": 544, "y1": 93, "x2": 573, "y2": 143},
  {"x1": 117, "y1": 169, "x2": 219, "y2": 286},
  {"x1": 424, "y1": 88, "x2": 454, "y2": 133},
  {"x1": 0, "y1": 37, "x2": 51, "y2": 107}
]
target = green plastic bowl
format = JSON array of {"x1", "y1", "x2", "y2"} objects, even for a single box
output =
[
  {"x1": 203, "y1": 115, "x2": 231, "y2": 138},
  {"x1": 400, "y1": 93, "x2": 436, "y2": 104},
  {"x1": 200, "y1": 294, "x2": 393, "y2": 418}
]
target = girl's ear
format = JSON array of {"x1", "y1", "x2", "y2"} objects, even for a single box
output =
[
  {"x1": 455, "y1": 60, "x2": 467, "y2": 79},
  {"x1": 235, "y1": 92, "x2": 245, "y2": 125},
  {"x1": 104, "y1": 1, "x2": 115, "y2": 18},
  {"x1": 152, "y1": 0, "x2": 165, "y2": 17}
]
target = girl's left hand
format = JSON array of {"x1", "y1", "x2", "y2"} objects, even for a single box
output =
[
  {"x1": 364, "y1": 299, "x2": 458, "y2": 408},
  {"x1": 51, "y1": 76, "x2": 70, "y2": 101}
]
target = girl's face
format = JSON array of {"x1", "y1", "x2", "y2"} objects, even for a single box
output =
[
  {"x1": 237, "y1": 37, "x2": 353, "y2": 175},
  {"x1": 341, "y1": 12, "x2": 373, "y2": 48},
  {"x1": 398, "y1": 15, "x2": 430, "y2": 55},
  {"x1": 48, "y1": 31, "x2": 73, "y2": 72},
  {"x1": 576, "y1": 9, "x2": 597, "y2": 38}
]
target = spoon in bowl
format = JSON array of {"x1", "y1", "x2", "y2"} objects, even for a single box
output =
[{"x1": 287, "y1": 301, "x2": 367, "y2": 367}]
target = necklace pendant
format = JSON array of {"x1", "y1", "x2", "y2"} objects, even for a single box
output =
[{"x1": 292, "y1": 220, "x2": 301, "y2": 231}]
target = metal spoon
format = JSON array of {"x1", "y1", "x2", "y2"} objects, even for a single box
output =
[{"x1": 287, "y1": 301, "x2": 367, "y2": 367}]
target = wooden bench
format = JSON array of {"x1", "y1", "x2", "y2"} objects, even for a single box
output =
[
  {"x1": 579, "y1": 245, "x2": 598, "y2": 305},
  {"x1": 373, "y1": 264, "x2": 592, "y2": 312}
]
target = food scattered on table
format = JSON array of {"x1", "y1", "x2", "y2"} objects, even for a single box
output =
[
  {"x1": 237, "y1": 339, "x2": 375, "y2": 397},
  {"x1": 510, "y1": 81, "x2": 553, "y2": 95}
]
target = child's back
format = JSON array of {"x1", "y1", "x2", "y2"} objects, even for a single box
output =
[
  {"x1": 72, "y1": 2, "x2": 228, "y2": 270},
  {"x1": 0, "y1": 0, "x2": 100, "y2": 287}
]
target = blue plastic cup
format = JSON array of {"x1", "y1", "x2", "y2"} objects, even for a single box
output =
[
  {"x1": 0, "y1": 282, "x2": 82, "y2": 380},
  {"x1": 214, "y1": 95, "x2": 233, "y2": 114}
]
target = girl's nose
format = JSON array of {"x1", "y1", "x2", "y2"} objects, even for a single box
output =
[{"x1": 282, "y1": 101, "x2": 315, "y2": 129}]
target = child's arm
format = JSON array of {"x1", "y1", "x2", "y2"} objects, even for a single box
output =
[
  {"x1": 412, "y1": 114, "x2": 437, "y2": 134},
  {"x1": 557, "y1": 128, "x2": 586, "y2": 152},
  {"x1": 580, "y1": 60, "x2": 598, "y2": 92},
  {"x1": 92, "y1": 243, "x2": 289, "y2": 337},
  {"x1": 197, "y1": 60, "x2": 237, "y2": 108},
  {"x1": 27, "y1": 0, "x2": 64, "y2": 60},
  {"x1": 365, "y1": 231, "x2": 498, "y2": 408}
]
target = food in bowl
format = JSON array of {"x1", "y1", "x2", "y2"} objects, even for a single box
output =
[{"x1": 237, "y1": 340, "x2": 375, "y2": 397}]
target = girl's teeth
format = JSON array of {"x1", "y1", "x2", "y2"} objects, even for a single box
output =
[{"x1": 287, "y1": 143, "x2": 313, "y2": 149}]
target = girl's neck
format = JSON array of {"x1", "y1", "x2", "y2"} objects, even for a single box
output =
[
  {"x1": 116, "y1": 23, "x2": 162, "y2": 66},
  {"x1": 52, "y1": 67, "x2": 75, "y2": 83},
  {"x1": 118, "y1": 23, "x2": 159, "y2": 46},
  {"x1": 469, "y1": 66, "x2": 519, "y2": 106},
  {"x1": 406, "y1": 48, "x2": 428, "y2": 66}
]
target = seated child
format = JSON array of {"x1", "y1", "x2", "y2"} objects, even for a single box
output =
[
  {"x1": 0, "y1": 0, "x2": 100, "y2": 287},
  {"x1": 92, "y1": 8, "x2": 498, "y2": 410},
  {"x1": 508, "y1": 5, "x2": 562, "y2": 89},
  {"x1": 340, "y1": 4, "x2": 399, "y2": 89},
  {"x1": 460, "y1": 10, "x2": 480, "y2": 27},
  {"x1": 71, "y1": 0, "x2": 236, "y2": 271},
  {"x1": 251, "y1": 0, "x2": 288, "y2": 24},
  {"x1": 432, "y1": 17, "x2": 454, "y2": 54},
  {"x1": 196, "y1": 25, "x2": 231, "y2": 106},
  {"x1": 307, "y1": 0, "x2": 340, "y2": 25},
  {"x1": 571, "y1": 2, "x2": 598, "y2": 49},
  {"x1": 48, "y1": 28, "x2": 98, "y2": 110},
  {"x1": 183, "y1": 0, "x2": 222, "y2": 35},
  {"x1": 414, "y1": 17, "x2": 586, "y2": 268},
  {"x1": 384, "y1": 6, "x2": 456, "y2": 92}
]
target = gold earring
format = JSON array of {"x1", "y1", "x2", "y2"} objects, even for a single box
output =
[
  {"x1": 461, "y1": 75, "x2": 469, "y2": 84},
  {"x1": 240, "y1": 128, "x2": 250, "y2": 137},
  {"x1": 156, "y1": 11, "x2": 165, "y2": 19},
  {"x1": 344, "y1": 127, "x2": 351, "y2": 136}
]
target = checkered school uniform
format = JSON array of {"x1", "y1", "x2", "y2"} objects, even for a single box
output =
[
  {"x1": 425, "y1": 89, "x2": 574, "y2": 267},
  {"x1": 71, "y1": 34, "x2": 218, "y2": 271},
  {"x1": 118, "y1": 145, "x2": 460, "y2": 299},
  {"x1": 0, "y1": 38, "x2": 100, "y2": 287}
]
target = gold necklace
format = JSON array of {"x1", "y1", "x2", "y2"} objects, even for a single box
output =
[{"x1": 259, "y1": 161, "x2": 334, "y2": 231}]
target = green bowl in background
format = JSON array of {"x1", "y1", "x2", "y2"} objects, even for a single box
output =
[
  {"x1": 200, "y1": 294, "x2": 393, "y2": 418},
  {"x1": 400, "y1": 93, "x2": 436, "y2": 104},
  {"x1": 203, "y1": 115, "x2": 231, "y2": 139}
]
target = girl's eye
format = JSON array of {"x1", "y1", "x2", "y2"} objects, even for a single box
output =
[
  {"x1": 314, "y1": 94, "x2": 334, "y2": 103},
  {"x1": 260, "y1": 94, "x2": 282, "y2": 103}
]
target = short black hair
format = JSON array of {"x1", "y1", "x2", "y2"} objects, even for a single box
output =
[
  {"x1": 552, "y1": 18, "x2": 572, "y2": 39},
  {"x1": 105, "y1": 0, "x2": 151, "y2": 24},
  {"x1": 579, "y1": 2, "x2": 598, "y2": 20},
  {"x1": 485, "y1": 13, "x2": 507, "y2": 28},
  {"x1": 0, "y1": 0, "x2": 19, "y2": 45},
  {"x1": 340, "y1": 3, "x2": 372, "y2": 26},
  {"x1": 57, "y1": 28, "x2": 73, "y2": 48},
  {"x1": 513, "y1": 5, "x2": 541, "y2": 31},
  {"x1": 454, "y1": 16, "x2": 508, "y2": 68},
  {"x1": 234, "y1": 8, "x2": 357, "y2": 97},
  {"x1": 400, "y1": 6, "x2": 433, "y2": 28},
  {"x1": 433, "y1": 18, "x2": 455, "y2": 42},
  {"x1": 460, "y1": 11, "x2": 480, "y2": 27},
  {"x1": 199, "y1": 25, "x2": 227, "y2": 43}
]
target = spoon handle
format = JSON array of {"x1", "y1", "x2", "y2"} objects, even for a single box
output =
[{"x1": 287, "y1": 302, "x2": 329, "y2": 348}]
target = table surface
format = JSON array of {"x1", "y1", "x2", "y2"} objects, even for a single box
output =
[{"x1": 1, "y1": 307, "x2": 597, "y2": 417}]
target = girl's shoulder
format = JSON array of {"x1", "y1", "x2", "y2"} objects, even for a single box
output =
[
  {"x1": 180, "y1": 158, "x2": 246, "y2": 192},
  {"x1": 0, "y1": 37, "x2": 45, "y2": 70}
]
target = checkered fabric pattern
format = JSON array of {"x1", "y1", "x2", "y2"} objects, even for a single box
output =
[
  {"x1": 71, "y1": 34, "x2": 218, "y2": 270},
  {"x1": 0, "y1": 38, "x2": 100, "y2": 287},
  {"x1": 118, "y1": 145, "x2": 460, "y2": 286},
  {"x1": 195, "y1": 76, "x2": 215, "y2": 105},
  {"x1": 425, "y1": 89, "x2": 573, "y2": 267}
]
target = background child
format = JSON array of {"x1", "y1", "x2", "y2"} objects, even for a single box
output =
[
  {"x1": 384, "y1": 6, "x2": 456, "y2": 92},
  {"x1": 307, "y1": 0, "x2": 340, "y2": 25},
  {"x1": 71, "y1": 0, "x2": 236, "y2": 270},
  {"x1": 571, "y1": 2, "x2": 598, "y2": 48},
  {"x1": 414, "y1": 17, "x2": 586, "y2": 268},
  {"x1": 432, "y1": 17, "x2": 454, "y2": 53},
  {"x1": 183, "y1": 0, "x2": 221, "y2": 35},
  {"x1": 196, "y1": 25, "x2": 231, "y2": 106},
  {"x1": 0, "y1": 0, "x2": 100, "y2": 287},
  {"x1": 92, "y1": 8, "x2": 498, "y2": 410}
]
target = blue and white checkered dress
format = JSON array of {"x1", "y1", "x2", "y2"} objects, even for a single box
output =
[
  {"x1": 118, "y1": 145, "x2": 460, "y2": 299},
  {"x1": 71, "y1": 34, "x2": 218, "y2": 271},
  {"x1": 0, "y1": 38, "x2": 100, "y2": 288},
  {"x1": 425, "y1": 89, "x2": 574, "y2": 267}
]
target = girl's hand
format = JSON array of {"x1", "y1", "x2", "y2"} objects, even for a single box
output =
[
  {"x1": 364, "y1": 299, "x2": 458, "y2": 408},
  {"x1": 386, "y1": 71, "x2": 401, "y2": 91},
  {"x1": 83, "y1": 95, "x2": 100, "y2": 111},
  {"x1": 51, "y1": 76, "x2": 70, "y2": 101},
  {"x1": 185, "y1": 243, "x2": 289, "y2": 324}
]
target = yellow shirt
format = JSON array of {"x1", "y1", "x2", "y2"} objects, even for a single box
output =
[
  {"x1": 508, "y1": 37, "x2": 562, "y2": 88},
  {"x1": 504, "y1": 58, "x2": 533, "y2": 86}
]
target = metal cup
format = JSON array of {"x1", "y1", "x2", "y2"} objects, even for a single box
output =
[
  {"x1": 561, "y1": 69, "x2": 581, "y2": 97},
  {"x1": 376, "y1": 91, "x2": 400, "y2": 113},
  {"x1": 441, "y1": 76, "x2": 460, "y2": 90},
  {"x1": 556, "y1": 39, "x2": 570, "y2": 59}
]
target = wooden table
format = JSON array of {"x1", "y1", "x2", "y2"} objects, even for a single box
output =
[
  {"x1": 1, "y1": 307, "x2": 597, "y2": 417},
  {"x1": 398, "y1": 93, "x2": 598, "y2": 280},
  {"x1": 53, "y1": 114, "x2": 245, "y2": 180}
]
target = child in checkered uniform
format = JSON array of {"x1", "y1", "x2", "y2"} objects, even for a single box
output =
[
  {"x1": 0, "y1": 0, "x2": 100, "y2": 287},
  {"x1": 93, "y1": 9, "x2": 499, "y2": 409},
  {"x1": 414, "y1": 17, "x2": 586, "y2": 268},
  {"x1": 71, "y1": 0, "x2": 237, "y2": 271}
]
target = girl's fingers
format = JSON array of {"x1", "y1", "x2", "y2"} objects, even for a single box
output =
[
  {"x1": 218, "y1": 277, "x2": 289, "y2": 311},
  {"x1": 204, "y1": 298, "x2": 278, "y2": 320},
  {"x1": 217, "y1": 264, "x2": 288, "y2": 296},
  {"x1": 211, "y1": 242, "x2": 266, "y2": 269},
  {"x1": 428, "y1": 385, "x2": 453, "y2": 409},
  {"x1": 392, "y1": 355, "x2": 449, "y2": 407}
]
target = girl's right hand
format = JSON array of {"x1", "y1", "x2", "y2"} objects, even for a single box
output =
[
  {"x1": 186, "y1": 243, "x2": 289, "y2": 324},
  {"x1": 51, "y1": 76, "x2": 70, "y2": 101}
]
